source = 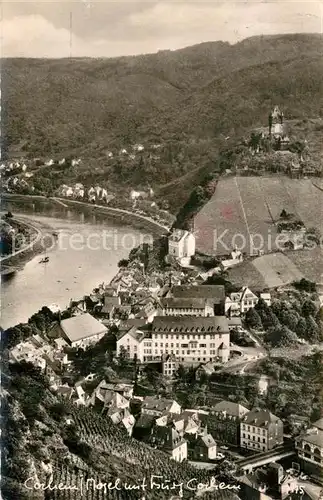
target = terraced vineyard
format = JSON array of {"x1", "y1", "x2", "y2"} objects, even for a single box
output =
[
  {"x1": 48, "y1": 407, "x2": 237, "y2": 500},
  {"x1": 194, "y1": 176, "x2": 323, "y2": 256}
]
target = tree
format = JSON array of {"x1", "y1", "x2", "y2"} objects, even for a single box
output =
[
  {"x1": 296, "y1": 317, "x2": 307, "y2": 339},
  {"x1": 118, "y1": 258, "x2": 129, "y2": 268},
  {"x1": 265, "y1": 325, "x2": 298, "y2": 348},
  {"x1": 245, "y1": 308, "x2": 262, "y2": 329},
  {"x1": 305, "y1": 316, "x2": 321, "y2": 343},
  {"x1": 293, "y1": 278, "x2": 316, "y2": 292},
  {"x1": 302, "y1": 299, "x2": 318, "y2": 318}
]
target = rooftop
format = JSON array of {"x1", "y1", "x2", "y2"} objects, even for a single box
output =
[
  {"x1": 142, "y1": 396, "x2": 179, "y2": 413},
  {"x1": 200, "y1": 434, "x2": 216, "y2": 448},
  {"x1": 244, "y1": 408, "x2": 281, "y2": 427},
  {"x1": 169, "y1": 284, "x2": 225, "y2": 302},
  {"x1": 160, "y1": 297, "x2": 212, "y2": 309},
  {"x1": 152, "y1": 315, "x2": 229, "y2": 334},
  {"x1": 60, "y1": 313, "x2": 107, "y2": 343},
  {"x1": 118, "y1": 326, "x2": 150, "y2": 343},
  {"x1": 212, "y1": 401, "x2": 249, "y2": 418},
  {"x1": 169, "y1": 229, "x2": 190, "y2": 243}
]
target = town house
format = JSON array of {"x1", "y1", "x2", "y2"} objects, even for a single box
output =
[
  {"x1": 208, "y1": 401, "x2": 249, "y2": 447},
  {"x1": 240, "y1": 408, "x2": 284, "y2": 452},
  {"x1": 150, "y1": 426, "x2": 187, "y2": 462},
  {"x1": 295, "y1": 418, "x2": 323, "y2": 478}
]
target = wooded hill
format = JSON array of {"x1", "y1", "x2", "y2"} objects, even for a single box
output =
[{"x1": 2, "y1": 34, "x2": 323, "y2": 210}]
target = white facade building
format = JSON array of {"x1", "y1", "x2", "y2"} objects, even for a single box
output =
[
  {"x1": 151, "y1": 316, "x2": 230, "y2": 364},
  {"x1": 116, "y1": 327, "x2": 152, "y2": 363},
  {"x1": 225, "y1": 287, "x2": 264, "y2": 316},
  {"x1": 168, "y1": 229, "x2": 196, "y2": 259}
]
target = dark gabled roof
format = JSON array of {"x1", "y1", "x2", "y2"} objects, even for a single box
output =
[
  {"x1": 118, "y1": 319, "x2": 148, "y2": 331},
  {"x1": 118, "y1": 326, "x2": 150, "y2": 343},
  {"x1": 135, "y1": 414, "x2": 156, "y2": 429},
  {"x1": 170, "y1": 285, "x2": 225, "y2": 302},
  {"x1": 212, "y1": 401, "x2": 249, "y2": 418},
  {"x1": 151, "y1": 425, "x2": 185, "y2": 451},
  {"x1": 160, "y1": 297, "x2": 212, "y2": 309},
  {"x1": 199, "y1": 434, "x2": 216, "y2": 448},
  {"x1": 142, "y1": 396, "x2": 179, "y2": 413},
  {"x1": 152, "y1": 315, "x2": 229, "y2": 334},
  {"x1": 243, "y1": 408, "x2": 281, "y2": 427}
]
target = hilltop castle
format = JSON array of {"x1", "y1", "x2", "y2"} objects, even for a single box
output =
[{"x1": 268, "y1": 105, "x2": 284, "y2": 137}]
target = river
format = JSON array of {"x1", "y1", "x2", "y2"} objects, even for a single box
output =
[{"x1": 1, "y1": 198, "x2": 150, "y2": 329}]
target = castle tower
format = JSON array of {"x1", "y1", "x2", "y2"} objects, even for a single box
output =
[{"x1": 270, "y1": 106, "x2": 284, "y2": 137}]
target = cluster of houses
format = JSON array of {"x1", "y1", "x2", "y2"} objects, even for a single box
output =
[
  {"x1": 57, "y1": 183, "x2": 113, "y2": 203},
  {"x1": 106, "y1": 142, "x2": 161, "y2": 160}
]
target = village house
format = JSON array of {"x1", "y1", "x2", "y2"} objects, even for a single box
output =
[
  {"x1": 188, "y1": 434, "x2": 217, "y2": 461},
  {"x1": 167, "y1": 412, "x2": 201, "y2": 437},
  {"x1": 100, "y1": 295, "x2": 121, "y2": 319},
  {"x1": 150, "y1": 426, "x2": 187, "y2": 462},
  {"x1": 151, "y1": 315, "x2": 230, "y2": 364},
  {"x1": 225, "y1": 287, "x2": 270, "y2": 316},
  {"x1": 238, "y1": 463, "x2": 299, "y2": 500},
  {"x1": 162, "y1": 354, "x2": 179, "y2": 378},
  {"x1": 49, "y1": 313, "x2": 108, "y2": 348},
  {"x1": 208, "y1": 401, "x2": 249, "y2": 447},
  {"x1": 295, "y1": 418, "x2": 323, "y2": 478},
  {"x1": 240, "y1": 408, "x2": 284, "y2": 452},
  {"x1": 220, "y1": 250, "x2": 244, "y2": 270},
  {"x1": 88, "y1": 382, "x2": 130, "y2": 413},
  {"x1": 141, "y1": 396, "x2": 181, "y2": 417},
  {"x1": 116, "y1": 326, "x2": 152, "y2": 362},
  {"x1": 133, "y1": 414, "x2": 157, "y2": 441},
  {"x1": 168, "y1": 229, "x2": 196, "y2": 259}
]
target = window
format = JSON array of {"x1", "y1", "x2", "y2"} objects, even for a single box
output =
[
  {"x1": 200, "y1": 344, "x2": 206, "y2": 348},
  {"x1": 263, "y1": 438, "x2": 266, "y2": 443}
]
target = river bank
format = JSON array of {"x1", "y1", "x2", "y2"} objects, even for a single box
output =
[
  {"x1": 1, "y1": 215, "x2": 58, "y2": 273},
  {"x1": 1, "y1": 209, "x2": 146, "y2": 329},
  {"x1": 2, "y1": 193, "x2": 171, "y2": 235}
]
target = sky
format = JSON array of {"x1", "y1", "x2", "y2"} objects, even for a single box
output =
[{"x1": 1, "y1": 0, "x2": 323, "y2": 58}]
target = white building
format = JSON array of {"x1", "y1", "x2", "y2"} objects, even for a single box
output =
[
  {"x1": 162, "y1": 354, "x2": 179, "y2": 378},
  {"x1": 151, "y1": 315, "x2": 230, "y2": 364},
  {"x1": 225, "y1": 287, "x2": 262, "y2": 316},
  {"x1": 49, "y1": 313, "x2": 108, "y2": 348},
  {"x1": 168, "y1": 229, "x2": 196, "y2": 259},
  {"x1": 116, "y1": 326, "x2": 151, "y2": 363}
]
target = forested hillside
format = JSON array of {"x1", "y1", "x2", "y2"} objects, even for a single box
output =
[{"x1": 2, "y1": 34, "x2": 323, "y2": 211}]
